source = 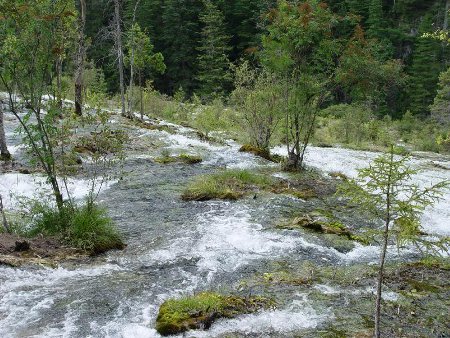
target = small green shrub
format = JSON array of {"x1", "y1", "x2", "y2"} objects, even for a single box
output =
[
  {"x1": 68, "y1": 204, "x2": 124, "y2": 253},
  {"x1": 29, "y1": 201, "x2": 124, "y2": 254}
]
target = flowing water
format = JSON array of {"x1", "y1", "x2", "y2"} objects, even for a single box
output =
[{"x1": 1, "y1": 110, "x2": 449, "y2": 337}]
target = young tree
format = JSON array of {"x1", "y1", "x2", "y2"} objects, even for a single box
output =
[
  {"x1": 196, "y1": 0, "x2": 232, "y2": 100},
  {"x1": 430, "y1": 66, "x2": 450, "y2": 125},
  {"x1": 0, "y1": 0, "x2": 76, "y2": 211},
  {"x1": 338, "y1": 147, "x2": 449, "y2": 338},
  {"x1": 231, "y1": 61, "x2": 282, "y2": 151},
  {"x1": 113, "y1": 0, "x2": 127, "y2": 117},
  {"x1": 0, "y1": 102, "x2": 11, "y2": 161},
  {"x1": 261, "y1": 0, "x2": 339, "y2": 169},
  {"x1": 125, "y1": 22, "x2": 165, "y2": 118},
  {"x1": 75, "y1": 0, "x2": 87, "y2": 116}
]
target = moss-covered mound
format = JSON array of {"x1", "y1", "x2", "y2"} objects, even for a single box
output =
[
  {"x1": 155, "y1": 292, "x2": 274, "y2": 336},
  {"x1": 239, "y1": 144, "x2": 283, "y2": 163},
  {"x1": 155, "y1": 153, "x2": 203, "y2": 164},
  {"x1": 278, "y1": 215, "x2": 368, "y2": 244},
  {"x1": 182, "y1": 169, "x2": 272, "y2": 201}
]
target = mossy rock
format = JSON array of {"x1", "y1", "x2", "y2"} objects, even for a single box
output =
[
  {"x1": 178, "y1": 153, "x2": 203, "y2": 164},
  {"x1": 279, "y1": 216, "x2": 349, "y2": 236},
  {"x1": 155, "y1": 292, "x2": 274, "y2": 336},
  {"x1": 278, "y1": 215, "x2": 368, "y2": 245},
  {"x1": 328, "y1": 171, "x2": 348, "y2": 180}
]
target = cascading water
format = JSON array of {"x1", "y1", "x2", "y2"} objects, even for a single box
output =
[{"x1": 1, "y1": 110, "x2": 449, "y2": 337}]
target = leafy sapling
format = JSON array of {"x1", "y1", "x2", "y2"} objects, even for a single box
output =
[{"x1": 338, "y1": 146, "x2": 449, "y2": 338}]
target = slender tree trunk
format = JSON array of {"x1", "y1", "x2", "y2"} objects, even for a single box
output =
[
  {"x1": 0, "y1": 194, "x2": 10, "y2": 233},
  {"x1": 0, "y1": 102, "x2": 11, "y2": 161},
  {"x1": 127, "y1": 0, "x2": 141, "y2": 117},
  {"x1": 140, "y1": 72, "x2": 144, "y2": 120},
  {"x1": 56, "y1": 56, "x2": 63, "y2": 109},
  {"x1": 128, "y1": 46, "x2": 135, "y2": 115},
  {"x1": 374, "y1": 150, "x2": 393, "y2": 338},
  {"x1": 75, "y1": 0, "x2": 86, "y2": 116},
  {"x1": 444, "y1": 1, "x2": 450, "y2": 30},
  {"x1": 113, "y1": 0, "x2": 126, "y2": 117},
  {"x1": 50, "y1": 176, "x2": 65, "y2": 211}
]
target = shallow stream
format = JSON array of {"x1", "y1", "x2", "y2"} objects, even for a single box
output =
[{"x1": 1, "y1": 111, "x2": 449, "y2": 337}]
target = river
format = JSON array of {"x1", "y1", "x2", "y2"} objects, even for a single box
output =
[{"x1": 0, "y1": 110, "x2": 449, "y2": 337}]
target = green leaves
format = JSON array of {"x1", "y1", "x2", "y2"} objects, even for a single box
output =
[{"x1": 125, "y1": 23, "x2": 165, "y2": 75}]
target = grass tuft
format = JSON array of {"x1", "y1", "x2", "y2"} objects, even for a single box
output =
[
  {"x1": 29, "y1": 201, "x2": 124, "y2": 254},
  {"x1": 182, "y1": 169, "x2": 272, "y2": 201},
  {"x1": 155, "y1": 153, "x2": 203, "y2": 165}
]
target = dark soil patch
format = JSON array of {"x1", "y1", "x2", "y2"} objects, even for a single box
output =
[{"x1": 0, "y1": 233, "x2": 86, "y2": 267}]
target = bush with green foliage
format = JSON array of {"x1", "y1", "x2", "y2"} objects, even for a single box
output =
[{"x1": 29, "y1": 201, "x2": 124, "y2": 254}]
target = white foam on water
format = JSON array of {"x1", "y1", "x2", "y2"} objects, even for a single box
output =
[
  {"x1": 194, "y1": 204, "x2": 299, "y2": 281},
  {"x1": 0, "y1": 264, "x2": 123, "y2": 337},
  {"x1": 186, "y1": 293, "x2": 328, "y2": 337},
  {"x1": 0, "y1": 173, "x2": 115, "y2": 209},
  {"x1": 273, "y1": 146, "x2": 450, "y2": 236},
  {"x1": 165, "y1": 133, "x2": 222, "y2": 151},
  {"x1": 6, "y1": 144, "x2": 25, "y2": 155}
]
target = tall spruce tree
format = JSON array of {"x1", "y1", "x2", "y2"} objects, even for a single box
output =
[
  {"x1": 161, "y1": 0, "x2": 202, "y2": 95},
  {"x1": 367, "y1": 0, "x2": 384, "y2": 39},
  {"x1": 408, "y1": 14, "x2": 443, "y2": 116},
  {"x1": 367, "y1": 0, "x2": 394, "y2": 59},
  {"x1": 196, "y1": 0, "x2": 231, "y2": 100},
  {"x1": 430, "y1": 67, "x2": 450, "y2": 124}
]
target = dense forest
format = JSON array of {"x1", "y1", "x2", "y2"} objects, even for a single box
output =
[
  {"x1": 81, "y1": 0, "x2": 450, "y2": 116},
  {"x1": 0, "y1": 1, "x2": 449, "y2": 338}
]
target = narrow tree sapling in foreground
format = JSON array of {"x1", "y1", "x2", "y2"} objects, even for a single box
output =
[{"x1": 338, "y1": 146, "x2": 449, "y2": 338}]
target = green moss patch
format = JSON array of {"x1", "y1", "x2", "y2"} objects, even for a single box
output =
[
  {"x1": 155, "y1": 292, "x2": 274, "y2": 336},
  {"x1": 182, "y1": 169, "x2": 272, "y2": 201},
  {"x1": 260, "y1": 271, "x2": 312, "y2": 286},
  {"x1": 278, "y1": 215, "x2": 368, "y2": 245},
  {"x1": 239, "y1": 144, "x2": 283, "y2": 162},
  {"x1": 155, "y1": 153, "x2": 203, "y2": 165}
]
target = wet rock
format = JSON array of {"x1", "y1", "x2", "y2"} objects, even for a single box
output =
[
  {"x1": 277, "y1": 215, "x2": 368, "y2": 246},
  {"x1": 279, "y1": 215, "x2": 349, "y2": 236}
]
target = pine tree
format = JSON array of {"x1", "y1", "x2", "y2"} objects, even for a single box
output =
[
  {"x1": 430, "y1": 66, "x2": 450, "y2": 124},
  {"x1": 408, "y1": 15, "x2": 443, "y2": 116},
  {"x1": 196, "y1": 0, "x2": 231, "y2": 100},
  {"x1": 367, "y1": 0, "x2": 394, "y2": 59},
  {"x1": 339, "y1": 147, "x2": 449, "y2": 338},
  {"x1": 161, "y1": 0, "x2": 202, "y2": 95},
  {"x1": 367, "y1": 0, "x2": 384, "y2": 39}
]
